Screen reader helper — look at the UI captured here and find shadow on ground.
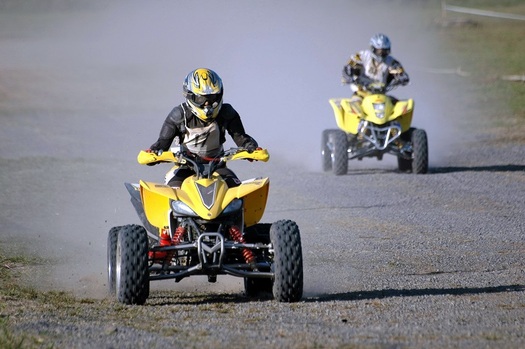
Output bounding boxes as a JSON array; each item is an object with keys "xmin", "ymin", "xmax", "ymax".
[
  {"xmin": 307, "ymin": 284, "xmax": 525, "ymax": 302},
  {"xmin": 431, "ymin": 164, "xmax": 525, "ymax": 173},
  {"xmin": 137, "ymin": 284, "xmax": 524, "ymax": 306}
]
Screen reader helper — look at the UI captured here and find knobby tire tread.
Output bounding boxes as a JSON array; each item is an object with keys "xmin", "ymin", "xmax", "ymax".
[
  {"xmin": 412, "ymin": 128, "xmax": 429, "ymax": 174},
  {"xmin": 330, "ymin": 130, "xmax": 348, "ymax": 176},
  {"xmin": 117, "ymin": 224, "xmax": 149, "ymax": 305},
  {"xmin": 321, "ymin": 129, "xmax": 337, "ymax": 172},
  {"xmin": 107, "ymin": 226, "xmax": 122, "ymax": 295},
  {"xmin": 270, "ymin": 220, "xmax": 303, "ymax": 302}
]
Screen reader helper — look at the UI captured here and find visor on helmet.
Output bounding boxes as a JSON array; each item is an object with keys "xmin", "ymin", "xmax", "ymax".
[
  {"xmin": 373, "ymin": 48, "xmax": 390, "ymax": 58},
  {"xmin": 191, "ymin": 93, "xmax": 222, "ymax": 108}
]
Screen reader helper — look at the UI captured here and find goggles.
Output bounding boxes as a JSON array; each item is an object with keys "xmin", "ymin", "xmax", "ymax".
[
  {"xmin": 373, "ymin": 48, "xmax": 390, "ymax": 58},
  {"xmin": 191, "ymin": 93, "xmax": 222, "ymax": 108}
]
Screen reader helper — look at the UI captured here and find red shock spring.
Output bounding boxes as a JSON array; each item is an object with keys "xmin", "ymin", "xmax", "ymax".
[
  {"xmin": 229, "ymin": 226, "xmax": 255, "ymax": 265},
  {"xmin": 164, "ymin": 226, "xmax": 186, "ymax": 262},
  {"xmin": 149, "ymin": 227, "xmax": 185, "ymax": 262},
  {"xmin": 172, "ymin": 226, "xmax": 185, "ymax": 245}
]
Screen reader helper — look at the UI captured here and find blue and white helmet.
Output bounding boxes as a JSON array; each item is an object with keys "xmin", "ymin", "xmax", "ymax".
[{"xmin": 369, "ymin": 33, "xmax": 391, "ymax": 63}]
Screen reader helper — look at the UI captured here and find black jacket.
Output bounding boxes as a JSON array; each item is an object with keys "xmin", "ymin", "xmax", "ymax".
[{"xmin": 150, "ymin": 102, "xmax": 258, "ymax": 152}]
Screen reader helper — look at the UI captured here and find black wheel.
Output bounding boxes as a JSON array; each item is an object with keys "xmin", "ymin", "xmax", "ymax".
[
  {"xmin": 116, "ymin": 224, "xmax": 149, "ymax": 305},
  {"xmin": 243, "ymin": 223, "xmax": 273, "ymax": 298},
  {"xmin": 411, "ymin": 128, "xmax": 428, "ymax": 174},
  {"xmin": 321, "ymin": 129, "xmax": 337, "ymax": 172},
  {"xmin": 397, "ymin": 156, "xmax": 412, "ymax": 172},
  {"xmin": 397, "ymin": 130, "xmax": 412, "ymax": 172},
  {"xmin": 244, "ymin": 278, "xmax": 273, "ymax": 297},
  {"xmin": 330, "ymin": 130, "xmax": 348, "ymax": 176},
  {"xmin": 270, "ymin": 220, "xmax": 303, "ymax": 302},
  {"xmin": 107, "ymin": 226, "xmax": 123, "ymax": 296}
]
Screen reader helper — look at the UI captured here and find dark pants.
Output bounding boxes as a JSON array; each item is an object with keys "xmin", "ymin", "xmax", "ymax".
[{"xmin": 167, "ymin": 166, "xmax": 241, "ymax": 188}]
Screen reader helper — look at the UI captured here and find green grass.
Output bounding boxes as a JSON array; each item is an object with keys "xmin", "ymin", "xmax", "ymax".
[
  {"xmin": 0, "ymin": 318, "xmax": 54, "ymax": 349},
  {"xmin": 439, "ymin": 0, "xmax": 525, "ymax": 135},
  {"xmin": 0, "ymin": 254, "xmax": 55, "ymax": 349}
]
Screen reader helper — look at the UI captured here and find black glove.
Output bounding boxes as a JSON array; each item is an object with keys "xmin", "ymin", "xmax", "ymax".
[
  {"xmin": 149, "ymin": 139, "xmax": 171, "ymax": 153},
  {"xmin": 356, "ymin": 76, "xmax": 373, "ymax": 88},
  {"xmin": 245, "ymin": 143, "xmax": 257, "ymax": 153},
  {"xmin": 341, "ymin": 76, "xmax": 352, "ymax": 85}
]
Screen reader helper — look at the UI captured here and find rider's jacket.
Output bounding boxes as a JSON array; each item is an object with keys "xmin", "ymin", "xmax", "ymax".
[
  {"xmin": 151, "ymin": 102, "xmax": 258, "ymax": 158},
  {"xmin": 342, "ymin": 50, "xmax": 409, "ymax": 89}
]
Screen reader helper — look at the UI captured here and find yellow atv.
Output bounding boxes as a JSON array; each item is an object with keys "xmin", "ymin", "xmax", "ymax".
[
  {"xmin": 107, "ymin": 147, "xmax": 303, "ymax": 304},
  {"xmin": 322, "ymin": 81, "xmax": 428, "ymax": 175}
]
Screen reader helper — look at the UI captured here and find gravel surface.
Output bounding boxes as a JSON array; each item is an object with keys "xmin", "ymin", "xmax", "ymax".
[
  {"xmin": 1, "ymin": 1, "xmax": 524, "ymax": 348},
  {"xmin": 2, "ymin": 142, "xmax": 524, "ymax": 349}
]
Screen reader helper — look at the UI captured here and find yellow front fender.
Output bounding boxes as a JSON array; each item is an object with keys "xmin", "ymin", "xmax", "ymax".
[
  {"xmin": 225, "ymin": 177, "xmax": 270, "ymax": 227},
  {"xmin": 139, "ymin": 180, "xmax": 178, "ymax": 229},
  {"xmin": 392, "ymin": 99, "xmax": 415, "ymax": 132},
  {"xmin": 329, "ymin": 98, "xmax": 361, "ymax": 135}
]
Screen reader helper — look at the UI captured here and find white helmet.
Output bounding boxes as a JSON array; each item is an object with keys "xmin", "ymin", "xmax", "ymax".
[{"xmin": 370, "ymin": 33, "xmax": 391, "ymax": 63}]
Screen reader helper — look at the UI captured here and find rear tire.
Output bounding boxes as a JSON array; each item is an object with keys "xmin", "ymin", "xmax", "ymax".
[
  {"xmin": 321, "ymin": 129, "xmax": 337, "ymax": 172},
  {"xmin": 397, "ymin": 156, "xmax": 412, "ymax": 172},
  {"xmin": 270, "ymin": 220, "xmax": 303, "ymax": 302},
  {"xmin": 116, "ymin": 224, "xmax": 149, "ymax": 305},
  {"xmin": 411, "ymin": 128, "xmax": 428, "ymax": 174},
  {"xmin": 107, "ymin": 226, "xmax": 123, "ymax": 296},
  {"xmin": 330, "ymin": 130, "xmax": 348, "ymax": 176},
  {"xmin": 243, "ymin": 223, "xmax": 273, "ymax": 298},
  {"xmin": 244, "ymin": 278, "xmax": 273, "ymax": 297}
]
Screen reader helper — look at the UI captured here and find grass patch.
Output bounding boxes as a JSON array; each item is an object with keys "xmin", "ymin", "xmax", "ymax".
[
  {"xmin": 0, "ymin": 317, "xmax": 54, "ymax": 349},
  {"xmin": 0, "ymin": 254, "xmax": 56, "ymax": 349},
  {"xmin": 438, "ymin": 0, "xmax": 525, "ymax": 141}
]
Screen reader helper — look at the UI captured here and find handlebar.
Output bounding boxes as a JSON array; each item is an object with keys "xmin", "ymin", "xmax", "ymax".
[
  {"xmin": 137, "ymin": 147, "xmax": 269, "ymax": 180},
  {"xmin": 137, "ymin": 147, "xmax": 269, "ymax": 166}
]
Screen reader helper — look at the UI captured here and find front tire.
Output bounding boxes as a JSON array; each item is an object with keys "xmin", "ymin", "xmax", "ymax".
[
  {"xmin": 411, "ymin": 128, "xmax": 428, "ymax": 174},
  {"xmin": 330, "ymin": 130, "xmax": 348, "ymax": 176},
  {"xmin": 116, "ymin": 224, "xmax": 149, "ymax": 305},
  {"xmin": 270, "ymin": 220, "xmax": 303, "ymax": 302}
]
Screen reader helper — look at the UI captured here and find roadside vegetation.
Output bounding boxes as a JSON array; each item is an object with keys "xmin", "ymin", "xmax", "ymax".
[
  {"xmin": 0, "ymin": 254, "xmax": 52, "ymax": 349},
  {"xmin": 437, "ymin": 0, "xmax": 525, "ymax": 142}
]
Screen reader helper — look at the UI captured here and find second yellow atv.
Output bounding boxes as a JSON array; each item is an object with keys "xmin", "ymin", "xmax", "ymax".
[{"xmin": 322, "ymin": 81, "xmax": 428, "ymax": 175}]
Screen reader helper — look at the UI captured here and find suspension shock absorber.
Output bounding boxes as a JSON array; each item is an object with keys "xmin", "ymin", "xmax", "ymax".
[
  {"xmin": 229, "ymin": 225, "xmax": 256, "ymax": 267},
  {"xmin": 149, "ymin": 228, "xmax": 171, "ymax": 261},
  {"xmin": 163, "ymin": 226, "xmax": 185, "ymax": 264},
  {"xmin": 149, "ymin": 227, "xmax": 186, "ymax": 263},
  {"xmin": 172, "ymin": 226, "xmax": 185, "ymax": 245}
]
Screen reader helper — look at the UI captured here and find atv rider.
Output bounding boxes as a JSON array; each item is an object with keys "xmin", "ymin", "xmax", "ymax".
[
  {"xmin": 342, "ymin": 33, "xmax": 409, "ymax": 103},
  {"xmin": 147, "ymin": 68, "xmax": 258, "ymax": 188}
]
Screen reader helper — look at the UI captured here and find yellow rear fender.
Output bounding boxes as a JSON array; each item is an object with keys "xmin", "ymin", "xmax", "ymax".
[{"xmin": 139, "ymin": 180, "xmax": 178, "ymax": 229}]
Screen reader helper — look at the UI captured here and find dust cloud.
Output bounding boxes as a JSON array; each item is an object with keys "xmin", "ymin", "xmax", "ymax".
[{"xmin": 0, "ymin": 0, "xmax": 463, "ymax": 297}]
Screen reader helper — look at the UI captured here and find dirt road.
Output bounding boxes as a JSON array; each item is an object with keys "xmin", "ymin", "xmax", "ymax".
[{"xmin": 1, "ymin": 1, "xmax": 524, "ymax": 348}]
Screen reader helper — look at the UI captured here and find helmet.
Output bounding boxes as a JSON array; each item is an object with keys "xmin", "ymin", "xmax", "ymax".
[
  {"xmin": 369, "ymin": 33, "xmax": 391, "ymax": 62},
  {"xmin": 183, "ymin": 68, "xmax": 223, "ymax": 122}
]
